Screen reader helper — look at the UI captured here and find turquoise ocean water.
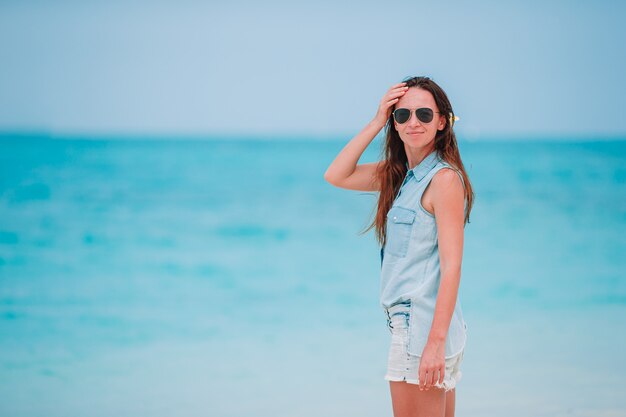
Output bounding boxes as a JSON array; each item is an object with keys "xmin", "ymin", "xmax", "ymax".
[{"xmin": 1, "ymin": 135, "xmax": 625, "ymax": 416}]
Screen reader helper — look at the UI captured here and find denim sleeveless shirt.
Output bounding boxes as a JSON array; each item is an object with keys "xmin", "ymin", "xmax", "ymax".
[{"xmin": 380, "ymin": 150, "xmax": 468, "ymax": 358}]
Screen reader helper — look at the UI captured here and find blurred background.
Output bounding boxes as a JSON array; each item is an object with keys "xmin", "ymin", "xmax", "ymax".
[{"xmin": 1, "ymin": 1, "xmax": 625, "ymax": 416}]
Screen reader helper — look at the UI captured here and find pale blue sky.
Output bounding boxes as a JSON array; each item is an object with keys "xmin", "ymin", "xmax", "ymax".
[{"xmin": 1, "ymin": 0, "xmax": 625, "ymax": 139}]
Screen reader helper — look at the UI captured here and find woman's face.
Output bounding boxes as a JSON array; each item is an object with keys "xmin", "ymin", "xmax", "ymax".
[{"xmin": 393, "ymin": 87, "xmax": 446, "ymax": 148}]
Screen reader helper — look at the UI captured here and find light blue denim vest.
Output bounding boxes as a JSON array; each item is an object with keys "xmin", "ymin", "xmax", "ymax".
[{"xmin": 380, "ymin": 150, "xmax": 468, "ymax": 358}]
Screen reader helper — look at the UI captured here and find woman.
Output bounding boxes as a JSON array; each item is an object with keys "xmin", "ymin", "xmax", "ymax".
[{"xmin": 324, "ymin": 76, "xmax": 474, "ymax": 417}]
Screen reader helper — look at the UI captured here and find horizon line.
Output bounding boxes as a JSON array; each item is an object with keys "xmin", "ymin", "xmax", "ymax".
[{"xmin": 0, "ymin": 130, "xmax": 625, "ymax": 143}]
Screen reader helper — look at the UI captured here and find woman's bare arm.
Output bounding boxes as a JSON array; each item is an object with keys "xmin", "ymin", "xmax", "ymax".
[
  {"xmin": 429, "ymin": 169, "xmax": 465, "ymax": 341},
  {"xmin": 417, "ymin": 168, "xmax": 466, "ymax": 390},
  {"xmin": 323, "ymin": 120, "xmax": 386, "ymax": 191},
  {"xmin": 323, "ymin": 82, "xmax": 409, "ymax": 192}
]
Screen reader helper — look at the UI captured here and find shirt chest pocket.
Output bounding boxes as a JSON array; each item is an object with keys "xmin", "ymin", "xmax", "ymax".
[{"xmin": 385, "ymin": 206, "xmax": 416, "ymax": 258}]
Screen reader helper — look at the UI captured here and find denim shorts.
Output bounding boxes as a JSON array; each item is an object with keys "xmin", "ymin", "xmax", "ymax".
[{"xmin": 384, "ymin": 301, "xmax": 463, "ymax": 391}]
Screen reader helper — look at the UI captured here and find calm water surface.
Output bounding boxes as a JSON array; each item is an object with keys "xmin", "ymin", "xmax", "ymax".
[{"xmin": 1, "ymin": 136, "xmax": 625, "ymax": 416}]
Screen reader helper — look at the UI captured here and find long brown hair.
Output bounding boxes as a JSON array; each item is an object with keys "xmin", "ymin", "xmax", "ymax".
[{"xmin": 363, "ymin": 76, "xmax": 474, "ymax": 248}]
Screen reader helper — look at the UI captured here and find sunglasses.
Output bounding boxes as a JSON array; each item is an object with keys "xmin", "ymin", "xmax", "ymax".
[{"xmin": 392, "ymin": 107, "xmax": 441, "ymax": 124}]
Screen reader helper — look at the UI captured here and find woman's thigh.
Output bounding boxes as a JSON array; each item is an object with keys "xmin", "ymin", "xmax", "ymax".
[
  {"xmin": 389, "ymin": 380, "xmax": 446, "ymax": 417},
  {"xmin": 445, "ymin": 388, "xmax": 455, "ymax": 417}
]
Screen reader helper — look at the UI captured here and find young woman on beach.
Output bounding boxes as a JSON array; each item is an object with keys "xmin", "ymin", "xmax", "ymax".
[{"xmin": 324, "ymin": 76, "xmax": 474, "ymax": 417}]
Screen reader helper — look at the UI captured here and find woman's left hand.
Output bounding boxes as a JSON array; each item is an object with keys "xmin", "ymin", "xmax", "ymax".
[{"xmin": 418, "ymin": 339, "xmax": 445, "ymax": 390}]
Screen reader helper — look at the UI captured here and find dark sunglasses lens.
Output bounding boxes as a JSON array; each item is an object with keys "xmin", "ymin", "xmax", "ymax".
[
  {"xmin": 416, "ymin": 108, "xmax": 434, "ymax": 123},
  {"xmin": 393, "ymin": 108, "xmax": 410, "ymax": 124}
]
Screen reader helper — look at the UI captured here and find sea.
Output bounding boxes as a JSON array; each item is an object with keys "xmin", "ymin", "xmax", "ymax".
[{"xmin": 1, "ymin": 134, "xmax": 625, "ymax": 417}]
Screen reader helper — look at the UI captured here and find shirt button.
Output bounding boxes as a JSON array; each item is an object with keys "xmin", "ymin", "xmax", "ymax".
[{"xmin": 393, "ymin": 216, "xmax": 397, "ymax": 220}]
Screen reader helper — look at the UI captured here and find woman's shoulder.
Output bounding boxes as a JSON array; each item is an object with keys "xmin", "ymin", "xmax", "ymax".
[{"xmin": 431, "ymin": 160, "xmax": 465, "ymax": 190}]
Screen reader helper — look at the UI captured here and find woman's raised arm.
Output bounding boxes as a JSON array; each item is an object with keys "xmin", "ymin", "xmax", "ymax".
[{"xmin": 323, "ymin": 82, "xmax": 408, "ymax": 192}]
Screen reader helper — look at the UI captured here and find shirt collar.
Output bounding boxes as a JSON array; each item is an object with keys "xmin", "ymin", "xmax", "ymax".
[{"xmin": 405, "ymin": 150, "xmax": 440, "ymax": 182}]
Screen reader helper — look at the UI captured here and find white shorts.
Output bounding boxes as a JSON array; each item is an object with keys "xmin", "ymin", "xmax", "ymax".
[{"xmin": 384, "ymin": 302, "xmax": 464, "ymax": 391}]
